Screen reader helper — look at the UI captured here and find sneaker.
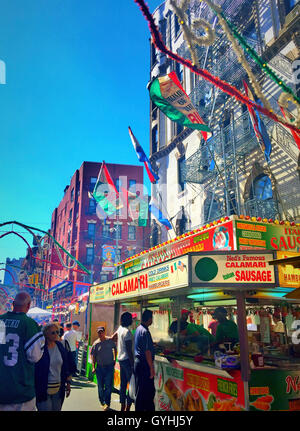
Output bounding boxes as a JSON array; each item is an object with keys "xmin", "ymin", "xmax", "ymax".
[{"xmin": 103, "ymin": 404, "xmax": 110, "ymax": 411}]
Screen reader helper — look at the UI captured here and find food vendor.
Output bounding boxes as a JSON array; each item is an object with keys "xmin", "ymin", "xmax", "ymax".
[
  {"xmin": 214, "ymin": 307, "xmax": 239, "ymax": 348},
  {"xmin": 168, "ymin": 309, "xmax": 190, "ymax": 336},
  {"xmin": 181, "ymin": 322, "xmax": 215, "ymax": 354}
]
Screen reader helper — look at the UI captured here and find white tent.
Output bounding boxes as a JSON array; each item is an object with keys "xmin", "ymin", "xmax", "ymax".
[{"xmin": 27, "ymin": 307, "xmax": 52, "ymax": 318}]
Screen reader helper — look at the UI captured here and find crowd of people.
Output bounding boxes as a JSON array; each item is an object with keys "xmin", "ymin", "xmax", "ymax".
[
  {"xmin": 0, "ymin": 292, "xmax": 83, "ymax": 411},
  {"xmin": 0, "ymin": 291, "xmax": 239, "ymax": 412},
  {"xmin": 0, "ymin": 292, "xmax": 156, "ymax": 412}
]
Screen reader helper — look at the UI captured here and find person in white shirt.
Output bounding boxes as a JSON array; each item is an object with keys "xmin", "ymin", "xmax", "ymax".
[
  {"xmin": 72, "ymin": 320, "xmax": 83, "ymax": 369},
  {"xmin": 111, "ymin": 312, "xmax": 134, "ymax": 411},
  {"xmin": 62, "ymin": 323, "xmax": 78, "ymax": 375}
]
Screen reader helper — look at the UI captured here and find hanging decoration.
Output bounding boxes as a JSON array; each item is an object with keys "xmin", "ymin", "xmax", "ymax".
[
  {"xmin": 170, "ymin": 0, "xmax": 215, "ymax": 67},
  {"xmin": 134, "ymin": 0, "xmax": 300, "ymax": 134},
  {"xmin": 204, "ymin": 0, "xmax": 300, "ymax": 128},
  {"xmin": 210, "ymin": 2, "xmax": 300, "ymax": 108},
  {"xmin": 149, "ymin": 71, "xmax": 212, "ymax": 139},
  {"xmin": 0, "ymin": 221, "xmax": 90, "ymax": 275}
]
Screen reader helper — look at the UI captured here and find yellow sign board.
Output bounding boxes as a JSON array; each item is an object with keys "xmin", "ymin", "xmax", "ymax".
[
  {"xmin": 90, "ymin": 256, "xmax": 189, "ymax": 303},
  {"xmin": 277, "ymin": 251, "xmax": 300, "ymax": 288}
]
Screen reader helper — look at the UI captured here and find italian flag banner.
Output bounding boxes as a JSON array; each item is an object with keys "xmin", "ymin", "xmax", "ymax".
[{"xmin": 149, "ymin": 71, "xmax": 212, "ymax": 140}]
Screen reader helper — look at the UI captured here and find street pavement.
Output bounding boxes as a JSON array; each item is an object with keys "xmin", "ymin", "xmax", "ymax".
[{"xmin": 62, "ymin": 375, "xmax": 135, "ymax": 412}]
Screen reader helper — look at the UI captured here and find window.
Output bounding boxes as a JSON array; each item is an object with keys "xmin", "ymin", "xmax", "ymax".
[
  {"xmin": 89, "ymin": 177, "xmax": 97, "ymax": 192},
  {"xmin": 178, "ymin": 155, "xmax": 186, "ymax": 192},
  {"xmin": 152, "ymin": 125, "xmax": 158, "ymax": 154},
  {"xmin": 151, "ymin": 42, "xmax": 157, "ymax": 68},
  {"xmin": 115, "ymin": 178, "xmax": 121, "ymax": 192},
  {"xmin": 68, "ymin": 209, "xmax": 73, "ymax": 224},
  {"xmin": 102, "ymin": 224, "xmax": 110, "ymax": 240},
  {"xmin": 67, "ymin": 231, "xmax": 71, "ymax": 246},
  {"xmin": 175, "ymin": 62, "xmax": 183, "ymax": 83},
  {"xmin": 88, "ymin": 198, "xmax": 96, "ymax": 214},
  {"xmin": 128, "ymin": 225, "xmax": 136, "ymax": 241},
  {"xmin": 70, "ymin": 188, "xmax": 74, "ymax": 202},
  {"xmin": 88, "ymin": 223, "xmax": 96, "ymax": 238},
  {"xmin": 127, "ymin": 248, "xmax": 135, "ymax": 258},
  {"xmin": 86, "ymin": 247, "xmax": 94, "ymax": 264},
  {"xmin": 174, "ymin": 14, "xmax": 180, "ymax": 38},
  {"xmin": 115, "ymin": 249, "xmax": 121, "ymax": 263},
  {"xmin": 113, "ymin": 225, "xmax": 122, "ymax": 240},
  {"xmin": 100, "ymin": 274, "xmax": 108, "ymax": 283},
  {"xmin": 129, "ymin": 179, "xmax": 136, "ymax": 193},
  {"xmin": 251, "ymin": 174, "xmax": 273, "ymax": 200}
]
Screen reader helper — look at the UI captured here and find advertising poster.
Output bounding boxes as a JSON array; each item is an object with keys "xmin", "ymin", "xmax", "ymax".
[
  {"xmin": 235, "ymin": 220, "xmax": 300, "ymax": 252},
  {"xmin": 102, "ymin": 245, "xmax": 116, "ymax": 272},
  {"xmin": 90, "ymin": 256, "xmax": 189, "ymax": 303},
  {"xmin": 249, "ymin": 369, "xmax": 300, "ymax": 411},
  {"xmin": 118, "ymin": 220, "xmax": 234, "ymax": 276},
  {"xmin": 191, "ymin": 253, "xmax": 275, "ymax": 286},
  {"xmin": 277, "ymin": 251, "xmax": 300, "ymax": 288},
  {"xmin": 155, "ymin": 360, "xmax": 245, "ymax": 411}
]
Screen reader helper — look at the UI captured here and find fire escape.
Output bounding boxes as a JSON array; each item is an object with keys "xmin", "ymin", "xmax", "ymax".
[{"xmin": 177, "ymin": 0, "xmax": 300, "ymax": 225}]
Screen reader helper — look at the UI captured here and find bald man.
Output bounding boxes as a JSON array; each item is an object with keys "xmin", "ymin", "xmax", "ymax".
[{"xmin": 0, "ymin": 292, "xmax": 45, "ymax": 411}]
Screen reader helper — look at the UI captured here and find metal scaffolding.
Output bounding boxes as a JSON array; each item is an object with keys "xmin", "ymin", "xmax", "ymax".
[{"xmin": 176, "ymin": 0, "xmax": 300, "ymax": 226}]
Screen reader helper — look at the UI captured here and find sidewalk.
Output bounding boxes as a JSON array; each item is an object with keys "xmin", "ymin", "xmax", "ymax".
[{"xmin": 62, "ymin": 376, "xmax": 135, "ymax": 412}]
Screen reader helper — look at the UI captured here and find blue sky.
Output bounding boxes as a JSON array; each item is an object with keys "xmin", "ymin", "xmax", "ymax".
[{"xmin": 0, "ymin": 0, "xmax": 163, "ymax": 278}]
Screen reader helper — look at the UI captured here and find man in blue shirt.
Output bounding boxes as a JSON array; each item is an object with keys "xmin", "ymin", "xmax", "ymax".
[{"xmin": 134, "ymin": 309, "xmax": 155, "ymax": 411}]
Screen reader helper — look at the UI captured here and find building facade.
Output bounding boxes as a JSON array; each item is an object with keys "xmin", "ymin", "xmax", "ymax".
[
  {"xmin": 149, "ymin": 0, "xmax": 300, "ymax": 245},
  {"xmin": 42, "ymin": 162, "xmax": 150, "ymax": 297}
]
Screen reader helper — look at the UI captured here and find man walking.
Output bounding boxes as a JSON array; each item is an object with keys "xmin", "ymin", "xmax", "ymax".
[
  {"xmin": 112, "ymin": 312, "xmax": 134, "ymax": 411},
  {"xmin": 72, "ymin": 320, "xmax": 83, "ymax": 371},
  {"xmin": 134, "ymin": 309, "xmax": 155, "ymax": 411},
  {"xmin": 63, "ymin": 322, "xmax": 78, "ymax": 375},
  {"xmin": 0, "ymin": 292, "xmax": 45, "ymax": 411},
  {"xmin": 91, "ymin": 326, "xmax": 117, "ymax": 411}
]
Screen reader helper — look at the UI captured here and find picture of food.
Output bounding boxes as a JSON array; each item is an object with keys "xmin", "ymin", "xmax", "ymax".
[
  {"xmin": 207, "ymin": 393, "xmax": 244, "ymax": 411},
  {"xmin": 184, "ymin": 389, "xmax": 206, "ymax": 411},
  {"xmin": 164, "ymin": 379, "xmax": 185, "ymax": 411},
  {"xmin": 250, "ymin": 395, "xmax": 274, "ymax": 411}
]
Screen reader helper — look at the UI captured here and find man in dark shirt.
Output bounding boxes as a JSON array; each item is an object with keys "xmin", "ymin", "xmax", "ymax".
[
  {"xmin": 91, "ymin": 326, "xmax": 117, "ymax": 411},
  {"xmin": 134, "ymin": 309, "xmax": 155, "ymax": 411},
  {"xmin": 168, "ymin": 309, "xmax": 190, "ymax": 336}
]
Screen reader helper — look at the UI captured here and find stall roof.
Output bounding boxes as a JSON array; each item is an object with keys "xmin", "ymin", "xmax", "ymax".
[{"xmin": 269, "ymin": 255, "xmax": 300, "ymax": 268}]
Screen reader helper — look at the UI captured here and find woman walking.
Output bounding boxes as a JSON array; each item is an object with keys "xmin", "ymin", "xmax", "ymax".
[{"xmin": 35, "ymin": 322, "xmax": 72, "ymax": 411}]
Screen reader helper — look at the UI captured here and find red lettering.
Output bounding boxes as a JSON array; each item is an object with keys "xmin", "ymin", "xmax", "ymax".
[
  {"xmin": 287, "ymin": 236, "xmax": 296, "ymax": 250},
  {"xmin": 134, "ymin": 278, "xmax": 138, "ymax": 291},
  {"xmin": 286, "ymin": 375, "xmax": 298, "ymax": 393},
  {"xmin": 140, "ymin": 274, "xmax": 148, "ymax": 290},
  {"xmin": 127, "ymin": 278, "xmax": 134, "ymax": 292},
  {"xmin": 112, "ymin": 283, "xmax": 116, "ymax": 296},
  {"xmin": 279, "ymin": 236, "xmax": 288, "ymax": 250},
  {"xmin": 270, "ymin": 237, "xmax": 278, "ymax": 250}
]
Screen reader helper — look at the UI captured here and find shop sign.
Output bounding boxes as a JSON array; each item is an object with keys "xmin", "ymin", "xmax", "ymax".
[
  {"xmin": 191, "ymin": 253, "xmax": 275, "ymax": 286},
  {"xmin": 235, "ymin": 220, "xmax": 300, "ymax": 252},
  {"xmin": 276, "ymin": 251, "xmax": 300, "ymax": 288},
  {"xmin": 102, "ymin": 245, "xmax": 116, "ymax": 272},
  {"xmin": 155, "ymin": 360, "xmax": 245, "ymax": 411},
  {"xmin": 90, "ymin": 256, "xmax": 189, "ymax": 303},
  {"xmin": 249, "ymin": 369, "xmax": 300, "ymax": 411},
  {"xmin": 52, "ymin": 282, "xmax": 73, "ymax": 301},
  {"xmin": 117, "ymin": 221, "xmax": 234, "ymax": 276}
]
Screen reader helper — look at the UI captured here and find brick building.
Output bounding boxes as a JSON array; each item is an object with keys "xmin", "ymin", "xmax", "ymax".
[{"xmin": 42, "ymin": 161, "xmax": 150, "ymax": 299}]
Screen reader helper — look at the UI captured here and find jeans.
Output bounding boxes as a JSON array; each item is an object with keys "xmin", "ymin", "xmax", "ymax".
[
  {"xmin": 95, "ymin": 363, "xmax": 114, "ymax": 406},
  {"xmin": 36, "ymin": 392, "xmax": 62, "ymax": 411},
  {"xmin": 71, "ymin": 350, "xmax": 77, "ymax": 374},
  {"xmin": 119, "ymin": 359, "xmax": 133, "ymax": 405},
  {"xmin": 134, "ymin": 358, "xmax": 155, "ymax": 411},
  {"xmin": 0, "ymin": 397, "xmax": 36, "ymax": 411}
]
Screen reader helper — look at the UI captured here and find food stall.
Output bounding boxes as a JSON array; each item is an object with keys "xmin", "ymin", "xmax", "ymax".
[{"xmin": 89, "ymin": 215, "xmax": 300, "ymax": 411}]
